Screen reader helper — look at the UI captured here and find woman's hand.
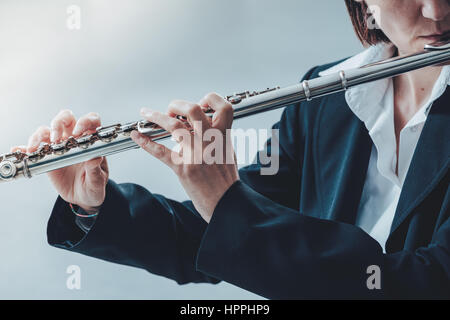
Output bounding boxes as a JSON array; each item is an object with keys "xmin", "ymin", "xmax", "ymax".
[
  {"xmin": 11, "ymin": 110, "xmax": 109, "ymax": 214},
  {"xmin": 130, "ymin": 93, "xmax": 239, "ymax": 223}
]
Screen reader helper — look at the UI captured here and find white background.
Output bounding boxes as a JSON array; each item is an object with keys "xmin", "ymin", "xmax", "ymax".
[{"xmin": 0, "ymin": 0, "xmax": 362, "ymax": 299}]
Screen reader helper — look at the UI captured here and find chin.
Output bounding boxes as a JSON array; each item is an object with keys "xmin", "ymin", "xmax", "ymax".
[{"xmin": 393, "ymin": 38, "xmax": 430, "ymax": 55}]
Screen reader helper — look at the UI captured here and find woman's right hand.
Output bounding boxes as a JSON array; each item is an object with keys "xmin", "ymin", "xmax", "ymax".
[{"xmin": 11, "ymin": 110, "xmax": 109, "ymax": 214}]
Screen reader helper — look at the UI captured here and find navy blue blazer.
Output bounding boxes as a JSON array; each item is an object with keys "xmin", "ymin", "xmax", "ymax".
[{"xmin": 47, "ymin": 62, "xmax": 450, "ymax": 299}]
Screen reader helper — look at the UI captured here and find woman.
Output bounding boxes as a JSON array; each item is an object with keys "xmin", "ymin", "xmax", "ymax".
[{"xmin": 16, "ymin": 0, "xmax": 450, "ymax": 298}]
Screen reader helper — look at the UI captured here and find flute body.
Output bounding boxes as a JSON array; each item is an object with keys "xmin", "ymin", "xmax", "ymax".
[{"xmin": 1, "ymin": 41, "xmax": 449, "ymax": 183}]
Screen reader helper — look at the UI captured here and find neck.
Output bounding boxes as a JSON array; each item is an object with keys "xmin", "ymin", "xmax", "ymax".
[
  {"xmin": 392, "ymin": 65, "xmax": 442, "ymax": 176},
  {"xmin": 394, "ymin": 65, "xmax": 442, "ymax": 108}
]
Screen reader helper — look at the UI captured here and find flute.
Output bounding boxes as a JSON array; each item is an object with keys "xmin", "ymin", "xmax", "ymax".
[{"xmin": 1, "ymin": 40, "xmax": 449, "ymax": 183}]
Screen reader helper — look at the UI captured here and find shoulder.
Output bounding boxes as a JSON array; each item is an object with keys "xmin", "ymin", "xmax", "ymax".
[
  {"xmin": 279, "ymin": 57, "xmax": 356, "ymax": 138},
  {"xmin": 301, "ymin": 57, "xmax": 350, "ymax": 82},
  {"xmin": 282, "ymin": 57, "xmax": 352, "ymax": 120},
  {"xmin": 282, "ymin": 57, "xmax": 351, "ymax": 121}
]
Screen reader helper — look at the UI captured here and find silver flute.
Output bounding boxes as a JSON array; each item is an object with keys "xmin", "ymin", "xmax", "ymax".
[{"xmin": 1, "ymin": 41, "xmax": 449, "ymax": 183}]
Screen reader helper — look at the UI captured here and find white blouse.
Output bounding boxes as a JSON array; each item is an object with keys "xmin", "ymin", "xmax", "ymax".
[{"xmin": 319, "ymin": 43, "xmax": 450, "ymax": 252}]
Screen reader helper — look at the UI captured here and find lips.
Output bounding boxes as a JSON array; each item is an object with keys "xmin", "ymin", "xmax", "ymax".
[{"xmin": 420, "ymin": 30, "xmax": 450, "ymax": 41}]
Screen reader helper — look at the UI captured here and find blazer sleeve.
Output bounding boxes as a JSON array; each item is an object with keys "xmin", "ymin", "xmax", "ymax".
[{"xmin": 196, "ymin": 180, "xmax": 450, "ymax": 299}]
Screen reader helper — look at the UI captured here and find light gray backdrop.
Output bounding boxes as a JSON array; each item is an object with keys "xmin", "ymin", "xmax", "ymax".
[{"xmin": 0, "ymin": 0, "xmax": 362, "ymax": 299}]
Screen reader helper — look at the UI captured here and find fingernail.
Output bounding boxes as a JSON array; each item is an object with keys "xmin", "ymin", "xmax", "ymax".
[
  {"xmin": 140, "ymin": 108, "xmax": 152, "ymax": 117},
  {"xmin": 89, "ymin": 114, "xmax": 100, "ymax": 121},
  {"xmin": 72, "ymin": 124, "xmax": 81, "ymax": 136},
  {"xmin": 50, "ymin": 131, "xmax": 56, "ymax": 142},
  {"xmin": 27, "ymin": 142, "xmax": 36, "ymax": 152}
]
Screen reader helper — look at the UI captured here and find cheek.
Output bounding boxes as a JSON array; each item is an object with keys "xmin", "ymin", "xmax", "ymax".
[{"xmin": 376, "ymin": 1, "xmax": 419, "ymax": 41}]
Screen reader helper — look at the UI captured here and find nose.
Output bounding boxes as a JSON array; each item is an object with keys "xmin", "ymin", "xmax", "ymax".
[{"xmin": 421, "ymin": 0, "xmax": 450, "ymax": 21}]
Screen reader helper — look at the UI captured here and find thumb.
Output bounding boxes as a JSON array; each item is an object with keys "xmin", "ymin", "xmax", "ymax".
[
  {"xmin": 84, "ymin": 157, "xmax": 107, "ymax": 185},
  {"xmin": 84, "ymin": 157, "xmax": 104, "ymax": 171}
]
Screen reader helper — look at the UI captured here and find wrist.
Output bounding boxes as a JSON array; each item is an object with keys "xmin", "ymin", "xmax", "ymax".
[
  {"xmin": 69, "ymin": 203, "xmax": 99, "ymax": 217},
  {"xmin": 205, "ymin": 177, "xmax": 240, "ymax": 223},
  {"xmin": 80, "ymin": 205, "xmax": 100, "ymax": 215}
]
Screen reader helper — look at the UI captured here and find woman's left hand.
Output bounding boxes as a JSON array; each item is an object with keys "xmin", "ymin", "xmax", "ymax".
[{"xmin": 130, "ymin": 93, "xmax": 239, "ymax": 223}]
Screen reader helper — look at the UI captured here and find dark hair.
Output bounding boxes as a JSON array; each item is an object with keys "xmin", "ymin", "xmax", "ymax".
[{"xmin": 345, "ymin": 0, "xmax": 390, "ymax": 45}]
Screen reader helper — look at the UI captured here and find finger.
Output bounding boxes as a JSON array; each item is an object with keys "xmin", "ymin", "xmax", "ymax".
[
  {"xmin": 140, "ymin": 108, "xmax": 189, "ymax": 141},
  {"xmin": 50, "ymin": 109, "xmax": 77, "ymax": 143},
  {"xmin": 27, "ymin": 126, "xmax": 51, "ymax": 153},
  {"xmin": 73, "ymin": 112, "xmax": 101, "ymax": 136},
  {"xmin": 198, "ymin": 93, "xmax": 233, "ymax": 132},
  {"xmin": 130, "ymin": 130, "xmax": 177, "ymax": 169},
  {"xmin": 167, "ymin": 100, "xmax": 211, "ymax": 134},
  {"xmin": 10, "ymin": 145, "xmax": 28, "ymax": 153}
]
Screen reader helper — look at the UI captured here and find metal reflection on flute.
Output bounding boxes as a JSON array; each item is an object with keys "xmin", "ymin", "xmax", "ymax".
[{"xmin": 1, "ymin": 40, "xmax": 449, "ymax": 183}]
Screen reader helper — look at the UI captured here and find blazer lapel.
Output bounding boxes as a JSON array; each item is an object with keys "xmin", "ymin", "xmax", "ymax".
[
  {"xmin": 315, "ymin": 93, "xmax": 373, "ymax": 225},
  {"xmin": 389, "ymin": 88, "xmax": 450, "ymax": 235}
]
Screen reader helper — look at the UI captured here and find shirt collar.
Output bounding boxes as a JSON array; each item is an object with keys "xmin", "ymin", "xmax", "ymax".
[{"xmin": 318, "ymin": 43, "xmax": 450, "ymax": 128}]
